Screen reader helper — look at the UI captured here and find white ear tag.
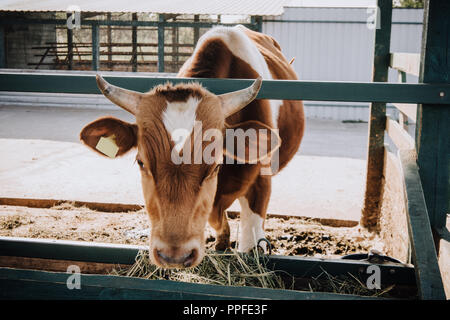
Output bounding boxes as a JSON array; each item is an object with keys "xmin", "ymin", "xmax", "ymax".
[{"xmin": 95, "ymin": 135, "xmax": 119, "ymax": 158}]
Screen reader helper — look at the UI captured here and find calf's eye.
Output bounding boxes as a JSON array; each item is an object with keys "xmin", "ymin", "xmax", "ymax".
[{"xmin": 137, "ymin": 159, "xmax": 144, "ymax": 169}]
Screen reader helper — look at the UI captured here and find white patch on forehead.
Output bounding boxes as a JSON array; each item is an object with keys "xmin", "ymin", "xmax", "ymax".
[
  {"xmin": 195, "ymin": 25, "xmax": 281, "ymax": 128},
  {"xmin": 162, "ymin": 96, "xmax": 200, "ymax": 152}
]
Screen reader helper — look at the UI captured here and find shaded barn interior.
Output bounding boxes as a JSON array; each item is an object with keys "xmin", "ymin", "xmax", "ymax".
[{"xmin": 0, "ymin": 1, "xmax": 270, "ymax": 72}]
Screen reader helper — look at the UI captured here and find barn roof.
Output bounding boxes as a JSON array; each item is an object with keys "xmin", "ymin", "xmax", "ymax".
[
  {"xmin": 286, "ymin": 0, "xmax": 377, "ymax": 8},
  {"xmin": 0, "ymin": 0, "xmax": 286, "ymax": 16}
]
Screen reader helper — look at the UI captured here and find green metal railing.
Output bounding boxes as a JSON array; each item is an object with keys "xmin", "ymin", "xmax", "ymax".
[
  {"xmin": 387, "ymin": 51, "xmax": 445, "ymax": 299},
  {"xmin": 0, "ymin": 72, "xmax": 448, "ymax": 104}
]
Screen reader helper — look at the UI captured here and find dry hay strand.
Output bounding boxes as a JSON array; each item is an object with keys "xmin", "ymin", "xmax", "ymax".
[
  {"xmin": 110, "ymin": 248, "xmax": 288, "ymax": 290},
  {"xmin": 307, "ymin": 267, "xmax": 395, "ymax": 298}
]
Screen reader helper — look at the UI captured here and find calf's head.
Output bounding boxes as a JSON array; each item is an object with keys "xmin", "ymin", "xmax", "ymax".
[{"xmin": 80, "ymin": 75, "xmax": 279, "ymax": 268}]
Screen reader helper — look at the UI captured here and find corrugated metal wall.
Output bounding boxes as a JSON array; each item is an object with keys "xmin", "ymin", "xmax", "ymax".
[{"xmin": 263, "ymin": 8, "xmax": 423, "ymax": 120}]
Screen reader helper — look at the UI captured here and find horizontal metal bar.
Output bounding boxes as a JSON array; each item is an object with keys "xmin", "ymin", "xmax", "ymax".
[
  {"xmin": 266, "ymin": 255, "xmax": 415, "ymax": 286},
  {"xmin": 0, "ymin": 72, "xmax": 449, "ymax": 104},
  {"xmin": 0, "ymin": 267, "xmax": 379, "ymax": 300},
  {"xmin": 34, "ymin": 52, "xmax": 192, "ymax": 56},
  {"xmin": 0, "ymin": 237, "xmax": 142, "ymax": 265},
  {"xmin": 0, "ymin": 18, "xmax": 254, "ymax": 29},
  {"xmin": 0, "ymin": 18, "xmax": 421, "ymax": 27},
  {"xmin": 32, "ymin": 43, "xmax": 194, "ymax": 48},
  {"xmin": 0, "ymin": 236, "xmax": 416, "ymax": 287},
  {"xmin": 26, "ymin": 61, "xmax": 184, "ymax": 66},
  {"xmin": 262, "ymin": 19, "xmax": 422, "ymax": 25}
]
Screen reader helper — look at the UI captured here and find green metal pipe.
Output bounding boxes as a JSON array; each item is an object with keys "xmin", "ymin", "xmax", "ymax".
[
  {"xmin": 158, "ymin": 15, "xmax": 165, "ymax": 73},
  {"xmin": 0, "ymin": 18, "xmax": 254, "ymax": 29},
  {"xmin": 0, "ymin": 25, "xmax": 5, "ymax": 68},
  {"xmin": 0, "ymin": 237, "xmax": 416, "ymax": 287},
  {"xmin": 262, "ymin": 19, "xmax": 422, "ymax": 25},
  {"xmin": 0, "ymin": 72, "xmax": 449, "ymax": 104},
  {"xmin": 131, "ymin": 13, "xmax": 138, "ymax": 72},
  {"xmin": 91, "ymin": 24, "xmax": 100, "ymax": 71},
  {"xmin": 416, "ymin": 0, "xmax": 450, "ymax": 229},
  {"xmin": 66, "ymin": 13, "xmax": 73, "ymax": 70}
]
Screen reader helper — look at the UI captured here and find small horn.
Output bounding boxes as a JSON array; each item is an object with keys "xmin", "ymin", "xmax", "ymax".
[
  {"xmin": 219, "ymin": 77, "xmax": 262, "ymax": 117},
  {"xmin": 96, "ymin": 75, "xmax": 142, "ymax": 115}
]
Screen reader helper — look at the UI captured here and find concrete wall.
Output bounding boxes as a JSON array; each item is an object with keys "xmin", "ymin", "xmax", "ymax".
[{"xmin": 2, "ymin": 12, "xmax": 57, "ymax": 69}]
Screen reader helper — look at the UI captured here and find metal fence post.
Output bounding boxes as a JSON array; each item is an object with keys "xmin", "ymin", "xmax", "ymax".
[
  {"xmin": 0, "ymin": 25, "xmax": 5, "ymax": 68},
  {"xmin": 131, "ymin": 13, "xmax": 138, "ymax": 72},
  {"xmin": 91, "ymin": 24, "xmax": 99, "ymax": 71},
  {"xmin": 158, "ymin": 14, "xmax": 165, "ymax": 73},
  {"xmin": 66, "ymin": 13, "xmax": 73, "ymax": 70},
  {"xmin": 251, "ymin": 16, "xmax": 262, "ymax": 32},
  {"xmin": 416, "ymin": 0, "xmax": 450, "ymax": 229},
  {"xmin": 361, "ymin": 0, "xmax": 392, "ymax": 230}
]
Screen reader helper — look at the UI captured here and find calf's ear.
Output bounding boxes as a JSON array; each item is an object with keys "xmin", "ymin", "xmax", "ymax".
[
  {"xmin": 80, "ymin": 117, "xmax": 138, "ymax": 158},
  {"xmin": 223, "ymin": 120, "xmax": 281, "ymax": 164}
]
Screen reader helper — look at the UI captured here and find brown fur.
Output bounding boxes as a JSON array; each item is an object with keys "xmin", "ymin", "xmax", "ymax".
[
  {"xmin": 178, "ymin": 26, "xmax": 305, "ymax": 250},
  {"xmin": 80, "ymin": 26, "xmax": 304, "ymax": 266}
]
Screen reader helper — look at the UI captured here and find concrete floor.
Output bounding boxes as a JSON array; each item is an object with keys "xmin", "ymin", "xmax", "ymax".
[
  {"xmin": 0, "ymin": 106, "xmax": 369, "ymax": 159},
  {"xmin": 0, "ymin": 106, "xmax": 369, "ymax": 222}
]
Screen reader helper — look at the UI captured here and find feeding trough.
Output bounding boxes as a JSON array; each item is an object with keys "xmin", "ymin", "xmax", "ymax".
[{"xmin": 0, "ymin": 236, "xmax": 417, "ymax": 299}]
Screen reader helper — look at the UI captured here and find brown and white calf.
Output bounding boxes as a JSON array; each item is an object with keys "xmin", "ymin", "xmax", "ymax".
[{"xmin": 80, "ymin": 25, "xmax": 305, "ymax": 268}]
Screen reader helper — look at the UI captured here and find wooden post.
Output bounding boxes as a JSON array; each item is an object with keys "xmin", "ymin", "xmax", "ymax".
[
  {"xmin": 131, "ymin": 13, "xmax": 138, "ymax": 72},
  {"xmin": 361, "ymin": 0, "xmax": 392, "ymax": 230},
  {"xmin": 66, "ymin": 13, "xmax": 73, "ymax": 70},
  {"xmin": 157, "ymin": 14, "xmax": 165, "ymax": 73},
  {"xmin": 416, "ymin": 0, "xmax": 450, "ymax": 229},
  {"xmin": 91, "ymin": 24, "xmax": 99, "ymax": 71}
]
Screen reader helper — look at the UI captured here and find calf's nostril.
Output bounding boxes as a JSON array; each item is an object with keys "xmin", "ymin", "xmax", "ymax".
[
  {"xmin": 182, "ymin": 249, "xmax": 197, "ymax": 267},
  {"xmin": 156, "ymin": 249, "xmax": 172, "ymax": 264},
  {"xmin": 155, "ymin": 248, "xmax": 198, "ymax": 267}
]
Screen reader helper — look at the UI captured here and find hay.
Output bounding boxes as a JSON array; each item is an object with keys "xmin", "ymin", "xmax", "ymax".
[
  {"xmin": 110, "ymin": 248, "xmax": 287, "ymax": 290},
  {"xmin": 306, "ymin": 267, "xmax": 395, "ymax": 297},
  {"xmin": 110, "ymin": 251, "xmax": 398, "ymax": 297}
]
